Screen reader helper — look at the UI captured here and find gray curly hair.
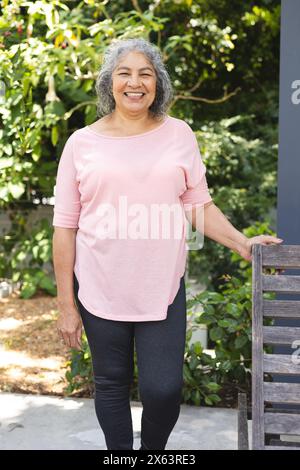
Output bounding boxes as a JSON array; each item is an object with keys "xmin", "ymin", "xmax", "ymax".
[{"xmin": 95, "ymin": 37, "xmax": 174, "ymax": 119}]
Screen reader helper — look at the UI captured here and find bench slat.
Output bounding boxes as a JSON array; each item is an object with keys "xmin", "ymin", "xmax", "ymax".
[
  {"xmin": 266, "ymin": 408, "xmax": 300, "ymax": 415},
  {"xmin": 263, "ymin": 300, "xmax": 300, "ymax": 318},
  {"xmin": 264, "ymin": 382, "xmax": 300, "ymax": 404},
  {"xmin": 262, "ymin": 274, "xmax": 300, "ymax": 294},
  {"xmin": 263, "ymin": 326, "xmax": 300, "ymax": 345},
  {"xmin": 264, "ymin": 354, "xmax": 300, "ymax": 375},
  {"xmin": 262, "ymin": 245, "xmax": 300, "ymax": 268},
  {"xmin": 265, "ymin": 412, "xmax": 300, "ymax": 434},
  {"xmin": 265, "ymin": 445, "xmax": 300, "ymax": 450},
  {"xmin": 252, "ymin": 243, "xmax": 265, "ymax": 449}
]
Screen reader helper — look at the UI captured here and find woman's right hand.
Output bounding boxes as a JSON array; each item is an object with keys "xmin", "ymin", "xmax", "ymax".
[{"xmin": 56, "ymin": 303, "xmax": 83, "ymax": 350}]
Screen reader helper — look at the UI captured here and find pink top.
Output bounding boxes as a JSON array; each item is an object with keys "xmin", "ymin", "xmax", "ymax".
[{"xmin": 52, "ymin": 115, "xmax": 212, "ymax": 321}]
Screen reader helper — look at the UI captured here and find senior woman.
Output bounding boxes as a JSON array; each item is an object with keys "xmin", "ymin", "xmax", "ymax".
[{"xmin": 52, "ymin": 37, "xmax": 282, "ymax": 451}]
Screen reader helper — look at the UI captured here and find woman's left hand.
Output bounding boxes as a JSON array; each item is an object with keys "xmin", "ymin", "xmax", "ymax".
[{"xmin": 238, "ymin": 235, "xmax": 283, "ymax": 262}]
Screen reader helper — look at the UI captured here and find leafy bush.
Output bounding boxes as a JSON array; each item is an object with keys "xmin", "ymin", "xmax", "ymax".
[
  {"xmin": 0, "ymin": 217, "xmax": 56, "ymax": 297},
  {"xmin": 188, "ymin": 221, "xmax": 277, "ymax": 402},
  {"xmin": 189, "ymin": 115, "xmax": 278, "ymax": 289},
  {"xmin": 64, "ymin": 330, "xmax": 93, "ymax": 395},
  {"xmin": 182, "ymin": 335, "xmax": 221, "ymax": 406}
]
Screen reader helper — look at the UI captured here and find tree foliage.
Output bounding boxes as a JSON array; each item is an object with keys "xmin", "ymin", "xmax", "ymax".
[{"xmin": 0, "ymin": 0, "xmax": 280, "ymax": 294}]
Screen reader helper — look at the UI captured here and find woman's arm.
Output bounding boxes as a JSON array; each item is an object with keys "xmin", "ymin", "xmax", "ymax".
[
  {"xmin": 53, "ymin": 227, "xmax": 77, "ymax": 306},
  {"xmin": 52, "ymin": 227, "xmax": 82, "ymax": 350},
  {"xmin": 185, "ymin": 201, "xmax": 283, "ymax": 261}
]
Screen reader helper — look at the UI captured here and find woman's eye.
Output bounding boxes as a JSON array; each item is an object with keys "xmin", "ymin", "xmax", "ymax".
[{"xmin": 119, "ymin": 73, "xmax": 151, "ymax": 76}]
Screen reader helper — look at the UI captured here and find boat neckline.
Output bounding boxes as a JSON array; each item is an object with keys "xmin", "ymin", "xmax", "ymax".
[{"xmin": 85, "ymin": 115, "xmax": 170, "ymax": 139}]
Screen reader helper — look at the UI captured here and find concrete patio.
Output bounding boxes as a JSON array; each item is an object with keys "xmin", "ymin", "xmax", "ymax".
[{"xmin": 0, "ymin": 392, "xmax": 245, "ymax": 450}]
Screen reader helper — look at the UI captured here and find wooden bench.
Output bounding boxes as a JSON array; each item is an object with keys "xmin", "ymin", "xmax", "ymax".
[{"xmin": 238, "ymin": 244, "xmax": 300, "ymax": 450}]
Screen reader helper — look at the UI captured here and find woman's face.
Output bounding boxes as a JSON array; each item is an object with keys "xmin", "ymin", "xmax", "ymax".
[{"xmin": 111, "ymin": 51, "xmax": 157, "ymax": 116}]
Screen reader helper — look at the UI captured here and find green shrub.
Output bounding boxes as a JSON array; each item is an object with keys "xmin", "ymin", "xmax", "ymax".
[
  {"xmin": 182, "ymin": 334, "xmax": 221, "ymax": 406},
  {"xmin": 64, "ymin": 330, "xmax": 93, "ymax": 395},
  {"xmin": 0, "ymin": 217, "xmax": 56, "ymax": 297},
  {"xmin": 189, "ymin": 221, "xmax": 276, "ymax": 402}
]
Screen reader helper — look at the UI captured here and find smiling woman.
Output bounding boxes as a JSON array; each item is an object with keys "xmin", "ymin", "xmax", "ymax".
[
  {"xmin": 52, "ymin": 37, "xmax": 282, "ymax": 451},
  {"xmin": 53, "ymin": 38, "xmax": 198, "ymax": 451},
  {"xmin": 91, "ymin": 38, "xmax": 173, "ymax": 137}
]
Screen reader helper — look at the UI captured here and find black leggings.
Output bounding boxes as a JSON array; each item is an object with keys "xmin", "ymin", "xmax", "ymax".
[{"xmin": 73, "ymin": 272, "xmax": 187, "ymax": 450}]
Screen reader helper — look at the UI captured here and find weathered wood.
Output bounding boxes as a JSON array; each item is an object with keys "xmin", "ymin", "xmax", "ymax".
[
  {"xmin": 262, "ymin": 245, "xmax": 300, "ymax": 268},
  {"xmin": 265, "ymin": 412, "xmax": 300, "ymax": 434},
  {"xmin": 264, "ymin": 382, "xmax": 300, "ymax": 404},
  {"xmin": 263, "ymin": 326, "xmax": 300, "ymax": 345},
  {"xmin": 268, "ymin": 439, "xmax": 300, "ymax": 448},
  {"xmin": 263, "ymin": 299, "xmax": 300, "ymax": 318},
  {"xmin": 251, "ymin": 245, "xmax": 300, "ymax": 450},
  {"xmin": 265, "ymin": 408, "xmax": 300, "ymax": 414},
  {"xmin": 265, "ymin": 445, "xmax": 300, "ymax": 450},
  {"xmin": 264, "ymin": 354, "xmax": 300, "ymax": 375},
  {"xmin": 238, "ymin": 393, "xmax": 249, "ymax": 450},
  {"xmin": 252, "ymin": 244, "xmax": 265, "ymax": 449},
  {"xmin": 262, "ymin": 274, "xmax": 300, "ymax": 294}
]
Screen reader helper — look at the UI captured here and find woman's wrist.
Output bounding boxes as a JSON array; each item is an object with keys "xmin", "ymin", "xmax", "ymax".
[
  {"xmin": 57, "ymin": 297, "xmax": 76, "ymax": 309},
  {"xmin": 232, "ymin": 232, "xmax": 249, "ymax": 256}
]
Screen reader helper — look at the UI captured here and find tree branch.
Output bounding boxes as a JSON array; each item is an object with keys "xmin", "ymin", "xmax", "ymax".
[{"xmin": 172, "ymin": 86, "xmax": 241, "ymax": 105}]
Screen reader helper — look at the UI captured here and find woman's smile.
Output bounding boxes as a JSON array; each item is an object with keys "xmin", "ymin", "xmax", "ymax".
[{"xmin": 123, "ymin": 92, "xmax": 146, "ymax": 101}]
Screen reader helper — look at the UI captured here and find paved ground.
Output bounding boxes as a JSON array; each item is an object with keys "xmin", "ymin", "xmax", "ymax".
[{"xmin": 0, "ymin": 392, "xmax": 245, "ymax": 450}]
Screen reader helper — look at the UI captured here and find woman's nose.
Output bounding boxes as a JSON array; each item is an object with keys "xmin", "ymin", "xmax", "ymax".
[{"xmin": 127, "ymin": 75, "xmax": 142, "ymax": 86}]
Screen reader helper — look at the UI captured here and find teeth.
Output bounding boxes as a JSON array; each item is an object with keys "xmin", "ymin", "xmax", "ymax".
[{"xmin": 125, "ymin": 92, "xmax": 144, "ymax": 96}]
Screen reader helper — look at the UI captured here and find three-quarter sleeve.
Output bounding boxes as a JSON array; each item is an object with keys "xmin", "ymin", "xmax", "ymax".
[
  {"xmin": 52, "ymin": 134, "xmax": 81, "ymax": 228},
  {"xmin": 179, "ymin": 124, "xmax": 212, "ymax": 208}
]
